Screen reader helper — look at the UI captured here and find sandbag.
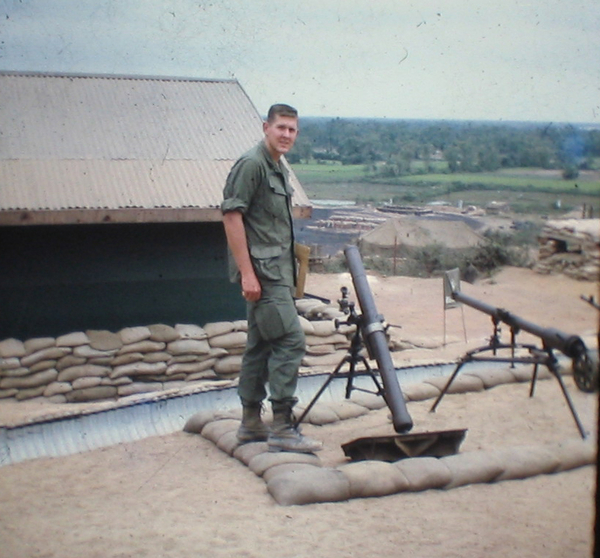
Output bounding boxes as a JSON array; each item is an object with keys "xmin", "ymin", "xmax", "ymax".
[
  {"xmin": 119, "ymin": 326, "xmax": 151, "ymax": 345},
  {"xmin": 441, "ymin": 449, "xmax": 504, "ymax": 489},
  {"xmin": 86, "ymin": 330, "xmax": 123, "ymax": 351},
  {"xmin": 148, "ymin": 323, "xmax": 180, "ymax": 343},
  {"xmin": 216, "ymin": 430, "xmax": 240, "ymax": 456},
  {"xmin": 175, "ymin": 323, "xmax": 208, "ymax": 340},
  {"xmin": 167, "ymin": 339, "xmax": 210, "ymax": 356},
  {"xmin": 202, "ymin": 321, "xmax": 235, "ymax": 338},
  {"xmin": 233, "ymin": 441, "xmax": 269, "ymax": 466},
  {"xmin": 208, "ymin": 331, "xmax": 247, "ymax": 349},
  {"xmin": 395, "ymin": 456, "xmax": 453, "ymax": 491},
  {"xmin": 21, "ymin": 347, "xmax": 70, "ymax": 368},
  {"xmin": 310, "ymin": 321, "xmax": 337, "ymax": 337},
  {"xmin": 339, "ymin": 460, "xmax": 410, "ymax": 498},
  {"xmin": 349, "ymin": 391, "xmax": 388, "ymax": 411},
  {"xmin": 0, "ymin": 338, "xmax": 26, "ymax": 358},
  {"xmin": 0, "ymin": 368, "xmax": 57, "ymax": 389},
  {"xmin": 267, "ymin": 467, "xmax": 351, "ymax": 506},
  {"xmin": 56, "ymin": 331, "xmax": 89, "ymax": 347},
  {"xmin": 248, "ymin": 451, "xmax": 321, "ymax": 477},
  {"xmin": 329, "ymin": 400, "xmax": 370, "ymax": 421},
  {"xmin": 297, "ymin": 316, "xmax": 315, "ymax": 335},
  {"xmin": 57, "ymin": 364, "xmax": 110, "ymax": 383},
  {"xmin": 492, "ymin": 444, "xmax": 561, "ymax": 481},
  {"xmin": 24, "ymin": 337, "xmax": 57, "ymax": 354},
  {"xmin": 549, "ymin": 438, "xmax": 598, "ymax": 472},
  {"xmin": 302, "ymin": 351, "xmax": 348, "ymax": 368},
  {"xmin": 423, "ymin": 374, "xmax": 485, "ymax": 394},
  {"xmin": 296, "ymin": 403, "xmax": 340, "ymax": 425},
  {"xmin": 463, "ymin": 368, "xmax": 517, "ymax": 389},
  {"xmin": 200, "ymin": 418, "xmax": 239, "ymax": 444},
  {"xmin": 72, "ymin": 376, "xmax": 103, "ymax": 390},
  {"xmin": 65, "ymin": 385, "xmax": 117, "ymax": 402},
  {"xmin": 402, "ymin": 382, "xmax": 441, "ymax": 402},
  {"xmin": 214, "ymin": 355, "xmax": 242, "ymax": 377},
  {"xmin": 43, "ymin": 381, "xmax": 73, "ymax": 397},
  {"xmin": 263, "ymin": 462, "xmax": 321, "ymax": 484}
]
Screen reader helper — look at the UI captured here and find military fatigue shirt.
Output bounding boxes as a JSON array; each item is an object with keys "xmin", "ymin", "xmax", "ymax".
[{"xmin": 221, "ymin": 141, "xmax": 296, "ymax": 288}]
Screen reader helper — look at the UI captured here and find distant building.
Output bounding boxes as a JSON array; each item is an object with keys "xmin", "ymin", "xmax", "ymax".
[
  {"xmin": 0, "ymin": 72, "xmax": 311, "ymax": 339},
  {"xmin": 535, "ymin": 218, "xmax": 600, "ymax": 281}
]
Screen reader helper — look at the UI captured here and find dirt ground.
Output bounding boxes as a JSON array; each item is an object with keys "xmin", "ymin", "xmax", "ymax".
[{"xmin": 0, "ymin": 266, "xmax": 598, "ymax": 558}]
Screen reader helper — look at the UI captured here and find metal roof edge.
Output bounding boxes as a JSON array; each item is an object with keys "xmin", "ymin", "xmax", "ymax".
[
  {"xmin": 0, "ymin": 207, "xmax": 224, "ymax": 226},
  {"xmin": 0, "ymin": 70, "xmax": 240, "ymax": 85},
  {"xmin": 0, "ymin": 205, "xmax": 312, "ymax": 226}
]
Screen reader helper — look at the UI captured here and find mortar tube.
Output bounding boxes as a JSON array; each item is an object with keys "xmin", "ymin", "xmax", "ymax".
[{"xmin": 344, "ymin": 245, "xmax": 413, "ymax": 433}]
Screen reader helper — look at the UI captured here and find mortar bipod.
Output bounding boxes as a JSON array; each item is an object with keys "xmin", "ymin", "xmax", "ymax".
[
  {"xmin": 293, "ymin": 284, "xmax": 467, "ymax": 461},
  {"xmin": 295, "ymin": 247, "xmax": 468, "ymax": 462},
  {"xmin": 293, "ymin": 287, "xmax": 387, "ymax": 428}
]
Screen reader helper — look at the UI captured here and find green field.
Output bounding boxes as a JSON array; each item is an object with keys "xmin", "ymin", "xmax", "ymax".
[
  {"xmin": 290, "ymin": 163, "xmax": 367, "ymax": 183},
  {"xmin": 400, "ymin": 171, "xmax": 600, "ymax": 194},
  {"xmin": 292, "ymin": 163, "xmax": 600, "ymax": 214}
]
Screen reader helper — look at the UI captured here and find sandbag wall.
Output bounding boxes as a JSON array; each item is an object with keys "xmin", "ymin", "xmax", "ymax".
[
  {"xmin": 0, "ymin": 299, "xmax": 353, "ymax": 404},
  {"xmin": 535, "ymin": 218, "xmax": 600, "ymax": 281}
]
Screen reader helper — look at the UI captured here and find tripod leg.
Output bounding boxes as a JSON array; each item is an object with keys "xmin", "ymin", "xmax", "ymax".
[
  {"xmin": 430, "ymin": 360, "xmax": 466, "ymax": 412},
  {"xmin": 345, "ymin": 356, "xmax": 357, "ymax": 399},
  {"xmin": 549, "ymin": 363, "xmax": 587, "ymax": 439},
  {"xmin": 358, "ymin": 356, "xmax": 385, "ymax": 397},
  {"xmin": 294, "ymin": 357, "xmax": 349, "ymax": 427},
  {"xmin": 529, "ymin": 362, "xmax": 539, "ymax": 397},
  {"xmin": 343, "ymin": 355, "xmax": 386, "ymax": 400},
  {"xmin": 510, "ymin": 329, "xmax": 516, "ymax": 369}
]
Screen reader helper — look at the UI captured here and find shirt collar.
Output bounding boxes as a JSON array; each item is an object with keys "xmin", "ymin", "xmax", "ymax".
[{"xmin": 260, "ymin": 140, "xmax": 284, "ymax": 173}]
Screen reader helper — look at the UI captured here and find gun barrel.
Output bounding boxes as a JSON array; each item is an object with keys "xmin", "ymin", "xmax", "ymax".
[
  {"xmin": 452, "ymin": 290, "xmax": 587, "ymax": 360},
  {"xmin": 344, "ymin": 245, "xmax": 413, "ymax": 433}
]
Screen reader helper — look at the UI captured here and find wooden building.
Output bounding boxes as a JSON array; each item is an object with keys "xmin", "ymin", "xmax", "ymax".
[{"xmin": 0, "ymin": 72, "xmax": 311, "ymax": 340}]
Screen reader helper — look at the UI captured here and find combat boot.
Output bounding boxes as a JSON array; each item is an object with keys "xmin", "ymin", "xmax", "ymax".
[
  {"xmin": 236, "ymin": 403, "xmax": 269, "ymax": 444},
  {"xmin": 268, "ymin": 405, "xmax": 323, "ymax": 454}
]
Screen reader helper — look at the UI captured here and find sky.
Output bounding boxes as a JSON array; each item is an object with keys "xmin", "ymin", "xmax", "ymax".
[{"xmin": 1, "ymin": 0, "xmax": 599, "ymax": 123}]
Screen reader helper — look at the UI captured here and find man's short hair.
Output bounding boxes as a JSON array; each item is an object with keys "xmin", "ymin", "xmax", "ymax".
[{"xmin": 267, "ymin": 104, "xmax": 298, "ymax": 122}]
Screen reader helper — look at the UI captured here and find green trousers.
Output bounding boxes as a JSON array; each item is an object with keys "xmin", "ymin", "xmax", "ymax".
[{"xmin": 238, "ymin": 283, "xmax": 305, "ymax": 409}]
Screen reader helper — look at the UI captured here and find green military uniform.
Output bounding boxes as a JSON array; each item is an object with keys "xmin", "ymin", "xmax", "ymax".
[{"xmin": 221, "ymin": 141, "xmax": 305, "ymax": 412}]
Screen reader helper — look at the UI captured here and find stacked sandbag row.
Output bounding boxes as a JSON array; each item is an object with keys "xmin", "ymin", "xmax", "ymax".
[
  {"xmin": 0, "ymin": 304, "xmax": 354, "ymax": 404},
  {"xmin": 186, "ymin": 368, "xmax": 595, "ymax": 506},
  {"xmin": 535, "ymin": 218, "xmax": 600, "ymax": 281},
  {"xmin": 0, "ymin": 322, "xmax": 246, "ymax": 404}
]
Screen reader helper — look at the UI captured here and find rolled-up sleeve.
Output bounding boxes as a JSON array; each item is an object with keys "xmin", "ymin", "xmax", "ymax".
[{"xmin": 221, "ymin": 157, "xmax": 261, "ymax": 214}]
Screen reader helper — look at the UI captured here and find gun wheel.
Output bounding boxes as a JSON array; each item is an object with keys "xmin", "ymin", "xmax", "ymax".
[{"xmin": 573, "ymin": 350, "xmax": 599, "ymax": 393}]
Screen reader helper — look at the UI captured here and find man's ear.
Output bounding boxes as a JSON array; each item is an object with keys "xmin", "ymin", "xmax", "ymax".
[{"xmin": 262, "ymin": 120, "xmax": 269, "ymax": 134}]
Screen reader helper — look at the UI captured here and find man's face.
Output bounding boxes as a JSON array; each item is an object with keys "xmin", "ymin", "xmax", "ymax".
[{"xmin": 263, "ymin": 115, "xmax": 299, "ymax": 159}]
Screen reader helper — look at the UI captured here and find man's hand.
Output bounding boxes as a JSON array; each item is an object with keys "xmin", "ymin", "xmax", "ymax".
[
  {"xmin": 222, "ymin": 211, "xmax": 262, "ymax": 302},
  {"xmin": 241, "ymin": 271, "xmax": 261, "ymax": 302}
]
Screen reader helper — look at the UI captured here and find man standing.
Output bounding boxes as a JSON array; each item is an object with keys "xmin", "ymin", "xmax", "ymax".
[{"xmin": 221, "ymin": 104, "xmax": 322, "ymax": 453}]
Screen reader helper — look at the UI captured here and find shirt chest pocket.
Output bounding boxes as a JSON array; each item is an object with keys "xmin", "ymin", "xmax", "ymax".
[{"xmin": 264, "ymin": 176, "xmax": 291, "ymax": 219}]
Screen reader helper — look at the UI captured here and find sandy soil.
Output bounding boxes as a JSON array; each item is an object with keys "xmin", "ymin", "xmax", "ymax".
[{"xmin": 0, "ymin": 267, "xmax": 598, "ymax": 558}]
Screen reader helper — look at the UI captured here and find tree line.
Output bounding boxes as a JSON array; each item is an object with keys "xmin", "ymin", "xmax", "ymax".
[{"xmin": 288, "ymin": 117, "xmax": 600, "ymax": 179}]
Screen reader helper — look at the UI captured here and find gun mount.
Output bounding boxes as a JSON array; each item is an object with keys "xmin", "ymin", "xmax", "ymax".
[
  {"xmin": 432, "ymin": 272, "xmax": 593, "ymax": 438},
  {"xmin": 452, "ymin": 290, "xmax": 598, "ymax": 393}
]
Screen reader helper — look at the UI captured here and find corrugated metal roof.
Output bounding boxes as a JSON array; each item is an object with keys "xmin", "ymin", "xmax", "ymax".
[{"xmin": 0, "ymin": 72, "xmax": 311, "ymax": 225}]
